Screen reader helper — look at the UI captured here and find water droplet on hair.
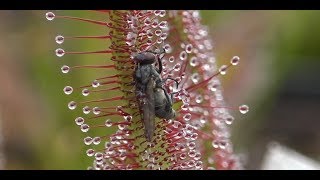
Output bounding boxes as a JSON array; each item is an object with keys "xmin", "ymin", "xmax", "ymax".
[
  {"xmin": 212, "ymin": 140, "xmax": 219, "ymax": 148},
  {"xmin": 151, "ymin": 19, "xmax": 159, "ymax": 28},
  {"xmin": 185, "ymin": 44, "xmax": 193, "ymax": 53},
  {"xmin": 195, "ymin": 95, "xmax": 203, "ymax": 103},
  {"xmin": 208, "ymin": 80, "xmax": 220, "ymax": 92},
  {"xmin": 82, "ymin": 89, "xmax": 90, "ymax": 96},
  {"xmin": 219, "ymin": 141, "xmax": 227, "ymax": 149},
  {"xmin": 225, "ymin": 115, "xmax": 235, "ymax": 125},
  {"xmin": 179, "ymin": 51, "xmax": 187, "ymax": 61},
  {"xmin": 146, "ymin": 30, "xmax": 153, "ymax": 39},
  {"xmin": 45, "ymin": 12, "xmax": 55, "ymax": 21},
  {"xmin": 92, "ymin": 80, "xmax": 100, "ymax": 88},
  {"xmin": 159, "ymin": 21, "xmax": 167, "ymax": 29},
  {"xmin": 86, "ymin": 149, "xmax": 95, "ymax": 157},
  {"xmin": 239, "ymin": 104, "xmax": 249, "ymax": 114},
  {"xmin": 154, "ymin": 10, "xmax": 161, "ymax": 16},
  {"xmin": 63, "ymin": 86, "xmax": 73, "ymax": 95},
  {"xmin": 84, "ymin": 136, "xmax": 93, "ymax": 145},
  {"xmin": 81, "ymin": 124, "xmax": 90, "ymax": 132},
  {"xmin": 187, "ymin": 142, "xmax": 196, "ymax": 150},
  {"xmin": 160, "ymin": 33, "xmax": 168, "ymax": 41},
  {"xmin": 173, "ymin": 63, "xmax": 181, "ymax": 71},
  {"xmin": 190, "ymin": 57, "xmax": 199, "ymax": 67},
  {"xmin": 105, "ymin": 119, "xmax": 112, "ymax": 127},
  {"xmin": 219, "ymin": 65, "xmax": 228, "ymax": 75},
  {"xmin": 61, "ymin": 65, "xmax": 70, "ymax": 73},
  {"xmin": 68, "ymin": 101, "xmax": 77, "ymax": 110},
  {"xmin": 55, "ymin": 35, "xmax": 64, "ymax": 44},
  {"xmin": 144, "ymin": 18, "xmax": 151, "ymax": 25},
  {"xmin": 92, "ymin": 107, "xmax": 101, "ymax": 115},
  {"xmin": 75, "ymin": 117, "xmax": 84, "ymax": 126},
  {"xmin": 168, "ymin": 56, "xmax": 175, "ymax": 63},
  {"xmin": 159, "ymin": 10, "xmax": 166, "ymax": 17},
  {"xmin": 191, "ymin": 73, "xmax": 200, "ymax": 84},
  {"xmin": 55, "ymin": 48, "xmax": 65, "ymax": 57},
  {"xmin": 183, "ymin": 113, "xmax": 192, "ymax": 121},
  {"xmin": 154, "ymin": 29, "xmax": 162, "ymax": 36},
  {"xmin": 93, "ymin": 137, "xmax": 101, "ymax": 145},
  {"xmin": 231, "ymin": 56, "xmax": 240, "ymax": 66},
  {"xmin": 83, "ymin": 106, "xmax": 91, "ymax": 114}
]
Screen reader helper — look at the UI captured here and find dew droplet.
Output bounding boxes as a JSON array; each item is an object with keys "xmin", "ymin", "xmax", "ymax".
[
  {"xmin": 118, "ymin": 124, "xmax": 126, "ymax": 130},
  {"xmin": 55, "ymin": 35, "xmax": 64, "ymax": 44},
  {"xmin": 195, "ymin": 161, "xmax": 203, "ymax": 169},
  {"xmin": 156, "ymin": 38, "xmax": 163, "ymax": 44},
  {"xmin": 55, "ymin": 48, "xmax": 65, "ymax": 57},
  {"xmin": 45, "ymin": 12, "xmax": 55, "ymax": 21},
  {"xmin": 185, "ymin": 44, "xmax": 193, "ymax": 53},
  {"xmin": 82, "ymin": 106, "xmax": 91, "ymax": 114},
  {"xmin": 173, "ymin": 63, "xmax": 181, "ymax": 71},
  {"xmin": 159, "ymin": 21, "xmax": 167, "ymax": 29},
  {"xmin": 168, "ymin": 56, "xmax": 175, "ymax": 63},
  {"xmin": 154, "ymin": 29, "xmax": 162, "ymax": 36},
  {"xmin": 219, "ymin": 65, "xmax": 228, "ymax": 75},
  {"xmin": 151, "ymin": 19, "xmax": 159, "ymax": 28},
  {"xmin": 187, "ymin": 142, "xmax": 196, "ymax": 150},
  {"xmin": 178, "ymin": 103, "xmax": 187, "ymax": 111},
  {"xmin": 159, "ymin": 10, "xmax": 166, "ymax": 17},
  {"xmin": 183, "ymin": 113, "xmax": 192, "ymax": 121},
  {"xmin": 144, "ymin": 17, "xmax": 151, "ymax": 25},
  {"xmin": 61, "ymin": 65, "xmax": 70, "ymax": 74},
  {"xmin": 86, "ymin": 149, "xmax": 95, "ymax": 157},
  {"xmin": 75, "ymin": 117, "xmax": 85, "ymax": 126},
  {"xmin": 195, "ymin": 95, "xmax": 203, "ymax": 103},
  {"xmin": 208, "ymin": 80, "xmax": 220, "ymax": 92},
  {"xmin": 191, "ymin": 73, "xmax": 200, "ymax": 84},
  {"xmin": 92, "ymin": 107, "xmax": 101, "ymax": 115},
  {"xmin": 154, "ymin": 10, "xmax": 161, "ymax": 16},
  {"xmin": 93, "ymin": 137, "xmax": 101, "ymax": 145},
  {"xmin": 81, "ymin": 88, "xmax": 90, "ymax": 96},
  {"xmin": 160, "ymin": 33, "xmax": 168, "ymax": 41},
  {"xmin": 219, "ymin": 141, "xmax": 227, "ymax": 149},
  {"xmin": 92, "ymin": 80, "xmax": 100, "ymax": 88},
  {"xmin": 190, "ymin": 57, "xmax": 199, "ymax": 67},
  {"xmin": 190, "ymin": 133, "xmax": 198, "ymax": 140},
  {"xmin": 68, "ymin": 101, "xmax": 77, "ymax": 110},
  {"xmin": 225, "ymin": 115, "xmax": 235, "ymax": 125},
  {"xmin": 80, "ymin": 124, "xmax": 90, "ymax": 132},
  {"xmin": 84, "ymin": 136, "xmax": 93, "ymax": 145},
  {"xmin": 146, "ymin": 30, "xmax": 153, "ymax": 39},
  {"xmin": 179, "ymin": 51, "xmax": 187, "ymax": 61},
  {"xmin": 212, "ymin": 140, "xmax": 219, "ymax": 148},
  {"xmin": 105, "ymin": 119, "xmax": 112, "ymax": 127},
  {"xmin": 231, "ymin": 56, "xmax": 240, "ymax": 66},
  {"xmin": 124, "ymin": 116, "xmax": 132, "ymax": 122},
  {"xmin": 63, "ymin": 86, "xmax": 73, "ymax": 95},
  {"xmin": 239, "ymin": 104, "xmax": 249, "ymax": 114}
]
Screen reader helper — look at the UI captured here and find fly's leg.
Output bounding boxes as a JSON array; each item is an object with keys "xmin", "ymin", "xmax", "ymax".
[{"xmin": 160, "ymin": 77, "xmax": 179, "ymax": 88}]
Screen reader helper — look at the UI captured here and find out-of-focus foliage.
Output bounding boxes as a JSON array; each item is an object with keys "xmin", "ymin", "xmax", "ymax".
[{"xmin": 0, "ymin": 10, "xmax": 319, "ymax": 169}]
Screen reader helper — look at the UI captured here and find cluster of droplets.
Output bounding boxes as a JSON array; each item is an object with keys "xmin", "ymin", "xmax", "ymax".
[
  {"xmin": 158, "ymin": 10, "xmax": 249, "ymax": 170},
  {"xmin": 47, "ymin": 10, "xmax": 249, "ymax": 170}
]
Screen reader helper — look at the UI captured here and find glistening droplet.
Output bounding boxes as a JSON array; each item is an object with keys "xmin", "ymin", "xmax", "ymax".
[{"xmin": 239, "ymin": 104, "xmax": 249, "ymax": 114}]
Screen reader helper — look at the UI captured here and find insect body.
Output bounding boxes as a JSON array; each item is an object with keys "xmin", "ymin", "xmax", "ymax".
[{"xmin": 133, "ymin": 49, "xmax": 177, "ymax": 142}]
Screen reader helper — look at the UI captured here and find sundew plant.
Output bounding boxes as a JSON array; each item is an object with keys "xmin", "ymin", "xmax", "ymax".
[{"xmin": 46, "ymin": 10, "xmax": 249, "ymax": 170}]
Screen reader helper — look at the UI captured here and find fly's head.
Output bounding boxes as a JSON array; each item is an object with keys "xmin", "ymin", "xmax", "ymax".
[{"xmin": 133, "ymin": 52, "xmax": 157, "ymax": 65}]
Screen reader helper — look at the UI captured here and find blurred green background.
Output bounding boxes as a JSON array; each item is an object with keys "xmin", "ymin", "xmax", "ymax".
[{"xmin": 0, "ymin": 10, "xmax": 319, "ymax": 169}]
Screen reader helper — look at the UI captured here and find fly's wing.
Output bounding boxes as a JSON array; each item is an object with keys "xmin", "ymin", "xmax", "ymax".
[{"xmin": 142, "ymin": 77, "xmax": 155, "ymax": 142}]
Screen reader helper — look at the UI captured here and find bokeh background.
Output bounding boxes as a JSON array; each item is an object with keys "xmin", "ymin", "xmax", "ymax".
[{"xmin": 0, "ymin": 10, "xmax": 319, "ymax": 169}]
